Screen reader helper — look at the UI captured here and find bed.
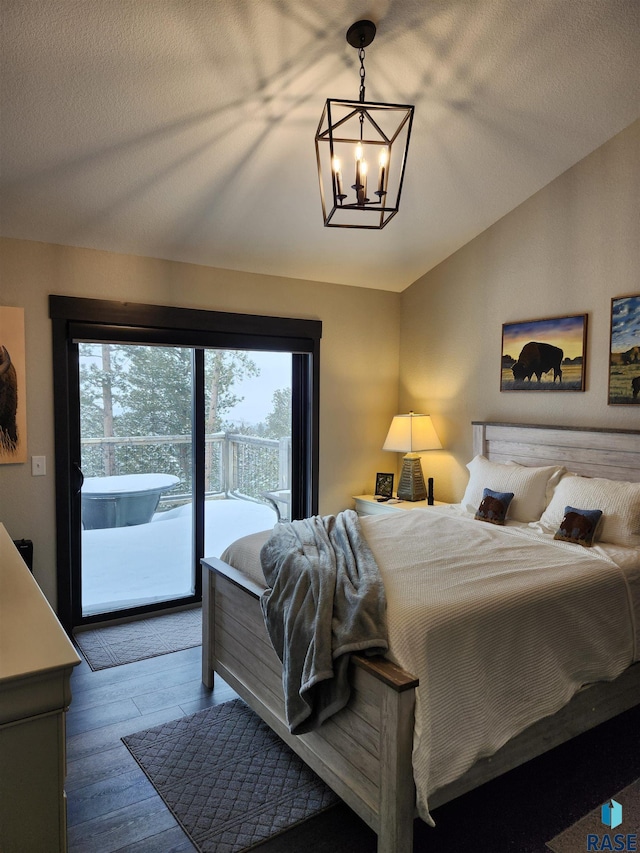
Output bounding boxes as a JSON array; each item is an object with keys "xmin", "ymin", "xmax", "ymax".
[{"xmin": 201, "ymin": 422, "xmax": 640, "ymax": 852}]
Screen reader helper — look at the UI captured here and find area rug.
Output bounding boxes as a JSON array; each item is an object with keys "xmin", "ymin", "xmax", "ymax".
[
  {"xmin": 120, "ymin": 697, "xmax": 640, "ymax": 853},
  {"xmin": 74, "ymin": 607, "xmax": 202, "ymax": 670},
  {"xmin": 122, "ymin": 698, "xmax": 340, "ymax": 853},
  {"xmin": 547, "ymin": 777, "xmax": 640, "ymax": 852}
]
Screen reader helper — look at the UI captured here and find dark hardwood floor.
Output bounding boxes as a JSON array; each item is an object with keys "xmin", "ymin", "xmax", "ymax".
[
  {"xmin": 65, "ymin": 639, "xmax": 640, "ymax": 853},
  {"xmin": 65, "ymin": 644, "xmax": 237, "ymax": 853}
]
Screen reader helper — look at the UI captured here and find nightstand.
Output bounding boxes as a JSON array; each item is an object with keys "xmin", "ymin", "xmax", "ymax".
[{"xmin": 353, "ymin": 495, "xmax": 446, "ymax": 516}]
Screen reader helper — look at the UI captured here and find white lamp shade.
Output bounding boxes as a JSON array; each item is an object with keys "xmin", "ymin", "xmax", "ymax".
[{"xmin": 383, "ymin": 413, "xmax": 442, "ymax": 453}]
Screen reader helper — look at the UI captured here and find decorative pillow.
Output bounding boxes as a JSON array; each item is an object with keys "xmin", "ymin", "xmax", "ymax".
[
  {"xmin": 553, "ymin": 506, "xmax": 603, "ymax": 547},
  {"xmin": 475, "ymin": 488, "xmax": 514, "ymax": 525},
  {"xmin": 540, "ymin": 474, "xmax": 640, "ymax": 547},
  {"xmin": 461, "ymin": 456, "xmax": 565, "ymax": 522}
]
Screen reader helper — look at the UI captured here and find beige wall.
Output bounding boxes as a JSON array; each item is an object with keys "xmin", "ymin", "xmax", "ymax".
[
  {"xmin": 0, "ymin": 239, "xmax": 400, "ymax": 606},
  {"xmin": 400, "ymin": 119, "xmax": 640, "ymax": 504}
]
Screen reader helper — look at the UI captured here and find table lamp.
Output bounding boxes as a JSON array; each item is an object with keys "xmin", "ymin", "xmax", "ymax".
[{"xmin": 383, "ymin": 412, "xmax": 441, "ymax": 501}]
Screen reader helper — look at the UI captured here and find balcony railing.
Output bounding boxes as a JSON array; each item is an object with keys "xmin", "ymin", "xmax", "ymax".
[{"xmin": 80, "ymin": 432, "xmax": 291, "ymax": 507}]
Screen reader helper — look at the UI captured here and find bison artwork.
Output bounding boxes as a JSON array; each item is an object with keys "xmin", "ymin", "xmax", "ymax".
[
  {"xmin": 0, "ymin": 345, "xmax": 19, "ymax": 453},
  {"xmin": 511, "ymin": 341, "xmax": 564, "ymax": 383},
  {"xmin": 632, "ymin": 376, "xmax": 640, "ymax": 400}
]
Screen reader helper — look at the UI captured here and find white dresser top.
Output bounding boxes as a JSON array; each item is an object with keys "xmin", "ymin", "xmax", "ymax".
[{"xmin": 0, "ymin": 523, "xmax": 80, "ymax": 686}]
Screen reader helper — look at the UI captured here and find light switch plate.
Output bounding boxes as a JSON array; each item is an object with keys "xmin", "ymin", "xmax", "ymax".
[{"xmin": 31, "ymin": 455, "xmax": 46, "ymax": 476}]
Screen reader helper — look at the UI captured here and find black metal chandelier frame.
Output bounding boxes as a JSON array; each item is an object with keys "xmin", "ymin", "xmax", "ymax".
[{"xmin": 315, "ymin": 20, "xmax": 415, "ymax": 230}]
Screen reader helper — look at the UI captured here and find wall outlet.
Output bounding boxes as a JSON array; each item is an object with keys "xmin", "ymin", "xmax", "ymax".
[{"xmin": 31, "ymin": 455, "xmax": 46, "ymax": 476}]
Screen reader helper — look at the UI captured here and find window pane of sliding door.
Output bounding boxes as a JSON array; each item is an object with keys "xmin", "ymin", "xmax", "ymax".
[
  {"xmin": 78, "ymin": 343, "xmax": 195, "ymax": 617},
  {"xmin": 203, "ymin": 349, "xmax": 292, "ymax": 558}
]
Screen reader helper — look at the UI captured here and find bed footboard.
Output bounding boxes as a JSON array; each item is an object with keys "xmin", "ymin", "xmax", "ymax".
[{"xmin": 201, "ymin": 556, "xmax": 419, "ymax": 853}]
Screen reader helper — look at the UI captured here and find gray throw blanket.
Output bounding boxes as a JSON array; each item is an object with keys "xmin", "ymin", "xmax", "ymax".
[{"xmin": 260, "ymin": 509, "xmax": 388, "ymax": 735}]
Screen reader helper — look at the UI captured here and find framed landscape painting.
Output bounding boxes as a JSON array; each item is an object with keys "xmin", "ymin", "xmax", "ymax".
[
  {"xmin": 501, "ymin": 314, "xmax": 587, "ymax": 392},
  {"xmin": 608, "ymin": 294, "xmax": 640, "ymax": 405}
]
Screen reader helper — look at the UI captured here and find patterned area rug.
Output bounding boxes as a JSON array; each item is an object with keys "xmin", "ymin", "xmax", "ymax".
[
  {"xmin": 547, "ymin": 777, "xmax": 640, "ymax": 852},
  {"xmin": 74, "ymin": 607, "xmax": 202, "ymax": 670},
  {"xmin": 122, "ymin": 699, "xmax": 339, "ymax": 853}
]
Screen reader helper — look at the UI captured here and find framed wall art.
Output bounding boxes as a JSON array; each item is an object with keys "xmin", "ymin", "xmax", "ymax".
[
  {"xmin": 0, "ymin": 306, "xmax": 27, "ymax": 463},
  {"xmin": 608, "ymin": 294, "xmax": 640, "ymax": 405},
  {"xmin": 501, "ymin": 314, "xmax": 587, "ymax": 392}
]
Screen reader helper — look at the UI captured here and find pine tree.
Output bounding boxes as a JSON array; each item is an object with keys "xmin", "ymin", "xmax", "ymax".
[{"xmin": 79, "ymin": 344, "xmax": 259, "ymax": 489}]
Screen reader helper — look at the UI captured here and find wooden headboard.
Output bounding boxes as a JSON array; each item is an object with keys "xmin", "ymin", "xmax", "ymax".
[{"xmin": 472, "ymin": 422, "xmax": 640, "ymax": 483}]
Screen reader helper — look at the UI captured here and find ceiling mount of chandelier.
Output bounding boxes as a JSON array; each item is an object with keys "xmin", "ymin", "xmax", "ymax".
[{"xmin": 315, "ymin": 19, "xmax": 415, "ymax": 230}]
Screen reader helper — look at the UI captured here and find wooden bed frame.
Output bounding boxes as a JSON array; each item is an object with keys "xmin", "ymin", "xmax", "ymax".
[{"xmin": 201, "ymin": 422, "xmax": 640, "ymax": 852}]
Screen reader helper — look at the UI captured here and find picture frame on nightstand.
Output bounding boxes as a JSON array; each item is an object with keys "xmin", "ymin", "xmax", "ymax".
[{"xmin": 374, "ymin": 472, "xmax": 394, "ymax": 500}]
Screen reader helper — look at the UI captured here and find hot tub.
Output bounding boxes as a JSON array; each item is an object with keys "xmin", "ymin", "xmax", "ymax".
[{"xmin": 81, "ymin": 473, "xmax": 180, "ymax": 529}]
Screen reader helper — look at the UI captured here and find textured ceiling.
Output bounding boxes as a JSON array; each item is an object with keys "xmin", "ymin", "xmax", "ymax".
[{"xmin": 1, "ymin": 1, "xmax": 639, "ymax": 292}]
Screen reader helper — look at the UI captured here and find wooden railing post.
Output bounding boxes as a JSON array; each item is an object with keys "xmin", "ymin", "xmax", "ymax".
[
  {"xmin": 278, "ymin": 436, "xmax": 290, "ymax": 488},
  {"xmin": 225, "ymin": 433, "xmax": 235, "ymax": 496}
]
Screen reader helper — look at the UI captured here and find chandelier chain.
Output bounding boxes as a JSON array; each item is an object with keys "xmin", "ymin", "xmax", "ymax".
[{"xmin": 358, "ymin": 45, "xmax": 366, "ymax": 102}]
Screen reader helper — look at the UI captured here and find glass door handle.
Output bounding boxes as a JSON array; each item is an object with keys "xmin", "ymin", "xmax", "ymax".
[{"xmin": 72, "ymin": 463, "xmax": 84, "ymax": 495}]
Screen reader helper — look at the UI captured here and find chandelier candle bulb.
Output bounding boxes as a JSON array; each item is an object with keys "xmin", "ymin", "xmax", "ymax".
[
  {"xmin": 355, "ymin": 144, "xmax": 363, "ymax": 194},
  {"xmin": 332, "ymin": 157, "xmax": 344, "ymax": 198},
  {"xmin": 377, "ymin": 149, "xmax": 387, "ymax": 195}
]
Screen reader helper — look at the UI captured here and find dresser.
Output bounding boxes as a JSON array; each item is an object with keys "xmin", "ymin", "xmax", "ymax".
[
  {"xmin": 0, "ymin": 524, "xmax": 81, "ymax": 853},
  {"xmin": 353, "ymin": 494, "xmax": 446, "ymax": 516}
]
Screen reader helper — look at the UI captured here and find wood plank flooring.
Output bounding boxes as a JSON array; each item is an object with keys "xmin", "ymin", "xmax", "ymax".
[
  {"xmin": 66, "ymin": 644, "xmax": 237, "ymax": 853},
  {"xmin": 65, "ymin": 640, "xmax": 640, "ymax": 853}
]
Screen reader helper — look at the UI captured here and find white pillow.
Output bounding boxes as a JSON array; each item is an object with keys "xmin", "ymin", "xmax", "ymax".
[
  {"xmin": 539, "ymin": 474, "xmax": 640, "ymax": 547},
  {"xmin": 461, "ymin": 456, "xmax": 565, "ymax": 522}
]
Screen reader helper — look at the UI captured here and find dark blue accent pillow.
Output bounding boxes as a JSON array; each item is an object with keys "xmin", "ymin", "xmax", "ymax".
[
  {"xmin": 554, "ymin": 505, "xmax": 603, "ymax": 547},
  {"xmin": 475, "ymin": 487, "xmax": 514, "ymax": 526}
]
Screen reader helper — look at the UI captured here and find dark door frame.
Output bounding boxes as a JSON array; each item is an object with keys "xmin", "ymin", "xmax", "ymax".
[{"xmin": 50, "ymin": 295, "xmax": 321, "ymax": 631}]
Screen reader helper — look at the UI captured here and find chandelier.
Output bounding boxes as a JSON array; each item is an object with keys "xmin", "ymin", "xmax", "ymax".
[{"xmin": 315, "ymin": 20, "xmax": 415, "ymax": 229}]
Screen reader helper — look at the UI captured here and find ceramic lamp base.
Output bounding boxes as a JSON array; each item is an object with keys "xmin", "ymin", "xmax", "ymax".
[{"xmin": 397, "ymin": 456, "xmax": 427, "ymax": 501}]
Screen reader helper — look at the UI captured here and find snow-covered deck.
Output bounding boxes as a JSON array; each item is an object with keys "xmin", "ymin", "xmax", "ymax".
[{"xmin": 81, "ymin": 497, "xmax": 276, "ymax": 616}]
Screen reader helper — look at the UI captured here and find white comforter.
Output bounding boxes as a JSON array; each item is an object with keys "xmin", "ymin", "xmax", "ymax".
[{"xmin": 361, "ymin": 506, "xmax": 638, "ymax": 824}]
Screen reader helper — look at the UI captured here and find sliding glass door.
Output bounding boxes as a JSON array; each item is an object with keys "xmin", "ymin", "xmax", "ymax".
[
  {"xmin": 77, "ymin": 344, "xmax": 294, "ymax": 619},
  {"xmin": 50, "ymin": 296, "xmax": 320, "ymax": 631}
]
